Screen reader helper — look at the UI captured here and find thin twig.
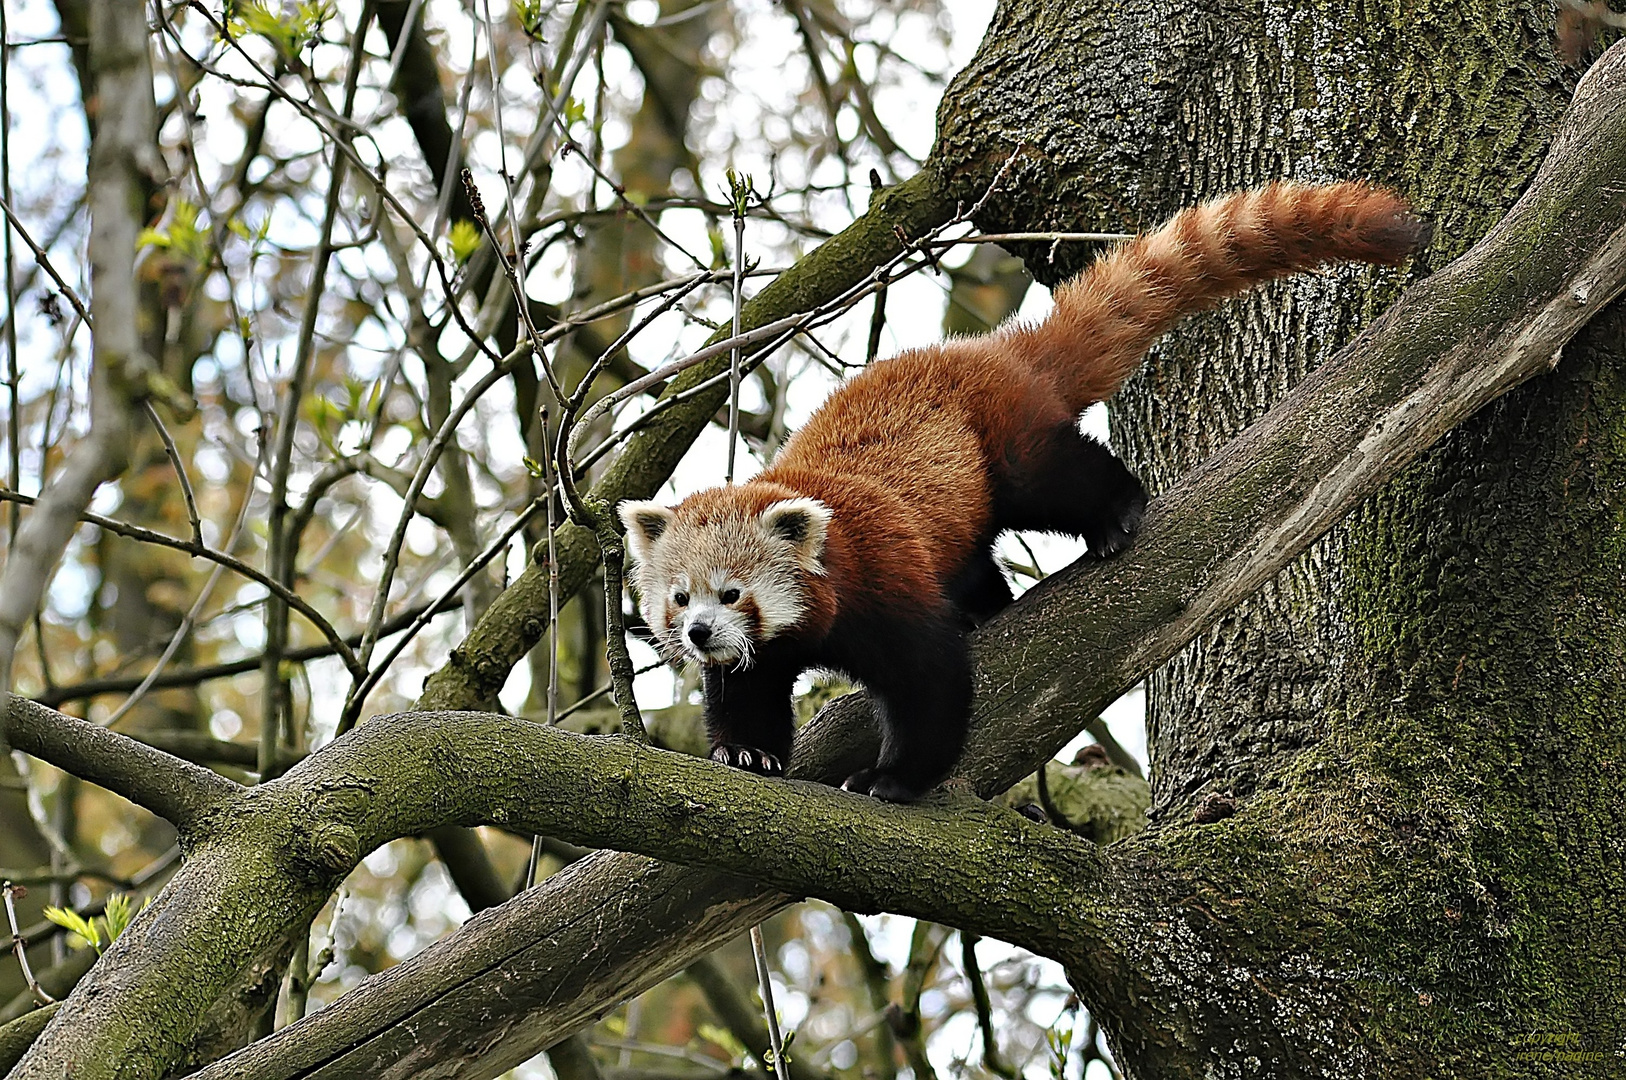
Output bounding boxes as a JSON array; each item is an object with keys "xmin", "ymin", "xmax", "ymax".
[
  {"xmin": 551, "ymin": 660, "xmax": 664, "ymax": 722},
  {"xmin": 0, "ymin": 488, "xmax": 362, "ymax": 679},
  {"xmin": 865, "ymin": 274, "xmax": 888, "ymax": 365},
  {"xmin": 172, "ymin": 3, "xmax": 504, "ymax": 368},
  {"xmin": 960, "ymin": 933, "xmax": 1017, "ymax": 1080},
  {"xmin": 336, "ymin": 494, "xmax": 546, "ymax": 735},
  {"xmin": 38, "ymin": 595, "xmax": 461, "ymax": 708},
  {"xmin": 595, "ymin": 524, "xmax": 647, "ymax": 741},
  {"xmin": 726, "ymin": 171, "xmax": 752, "ymax": 483},
  {"xmin": 751, "ymin": 924, "xmax": 788, "ymax": 1080},
  {"xmin": 922, "ymin": 230, "xmax": 1132, "ymax": 248},
  {"xmin": 143, "ymin": 401, "xmax": 201, "ymax": 545},
  {"xmin": 548, "ymin": 130, "xmax": 708, "ymax": 273},
  {"xmin": 542, "ymin": 408, "xmax": 561, "ymax": 733},
  {"xmin": 462, "ymin": 168, "xmax": 559, "ymax": 400},
  {"xmin": 567, "ymin": 150, "xmax": 1027, "ymax": 460},
  {"xmin": 0, "ymin": 192, "xmax": 91, "ymax": 327},
  {"xmin": 260, "ymin": 3, "xmax": 373, "ymax": 781},
  {"xmin": 2, "ymin": 882, "xmax": 51, "ymax": 1005}
]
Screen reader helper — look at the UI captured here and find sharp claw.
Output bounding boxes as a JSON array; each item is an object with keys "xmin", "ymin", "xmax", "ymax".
[{"xmin": 712, "ymin": 745, "xmax": 786, "ymax": 776}]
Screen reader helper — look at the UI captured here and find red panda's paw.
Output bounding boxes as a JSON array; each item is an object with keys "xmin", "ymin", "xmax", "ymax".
[
  {"xmin": 1085, "ymin": 483, "xmax": 1148, "ymax": 559},
  {"xmin": 711, "ymin": 744, "xmax": 785, "ymax": 777},
  {"xmin": 842, "ymin": 768, "xmax": 925, "ymax": 803}
]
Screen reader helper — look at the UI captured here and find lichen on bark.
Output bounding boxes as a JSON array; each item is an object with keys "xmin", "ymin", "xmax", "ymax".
[{"xmin": 926, "ymin": 1, "xmax": 1625, "ymax": 1074}]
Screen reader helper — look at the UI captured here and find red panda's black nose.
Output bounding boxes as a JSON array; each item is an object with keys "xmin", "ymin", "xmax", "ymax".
[{"xmin": 688, "ymin": 624, "xmax": 712, "ymax": 646}]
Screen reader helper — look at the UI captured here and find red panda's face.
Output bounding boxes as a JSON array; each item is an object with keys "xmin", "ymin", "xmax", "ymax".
[{"xmin": 618, "ymin": 494, "xmax": 831, "ymax": 668}]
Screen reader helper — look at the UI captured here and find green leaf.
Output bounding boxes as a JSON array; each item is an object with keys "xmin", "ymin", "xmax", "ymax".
[
  {"xmin": 43, "ymin": 906, "xmax": 102, "ymax": 954},
  {"xmin": 232, "ymin": 0, "xmax": 334, "ymax": 58},
  {"xmin": 516, "ymin": 0, "xmax": 547, "ymax": 39},
  {"xmin": 765, "ymin": 1030, "xmax": 795, "ymax": 1066},
  {"xmin": 448, "ymin": 219, "xmax": 483, "ymax": 265},
  {"xmin": 725, "ymin": 168, "xmax": 755, "ymax": 216},
  {"xmin": 102, "ymin": 893, "xmax": 133, "ymax": 941},
  {"xmin": 141, "ymin": 200, "xmax": 211, "ymax": 264}
]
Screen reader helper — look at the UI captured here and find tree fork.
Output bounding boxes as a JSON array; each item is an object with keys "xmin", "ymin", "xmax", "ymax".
[{"xmin": 12, "ymin": 41, "xmax": 1626, "ymax": 1079}]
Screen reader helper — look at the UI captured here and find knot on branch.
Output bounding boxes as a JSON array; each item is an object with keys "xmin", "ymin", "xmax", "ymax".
[
  {"xmin": 293, "ymin": 822, "xmax": 362, "ymax": 881},
  {"xmin": 283, "ymin": 782, "xmax": 373, "ymax": 882}
]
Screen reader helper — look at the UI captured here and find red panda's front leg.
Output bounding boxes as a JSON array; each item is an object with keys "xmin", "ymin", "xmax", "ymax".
[{"xmin": 701, "ymin": 661, "xmax": 800, "ymax": 776}]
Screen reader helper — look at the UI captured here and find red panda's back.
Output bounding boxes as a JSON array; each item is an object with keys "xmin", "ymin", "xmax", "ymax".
[{"xmin": 761, "ymin": 336, "xmax": 1069, "ymax": 589}]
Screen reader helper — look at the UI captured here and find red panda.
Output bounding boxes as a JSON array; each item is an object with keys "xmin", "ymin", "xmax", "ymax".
[{"xmin": 620, "ymin": 182, "xmax": 1428, "ymax": 802}]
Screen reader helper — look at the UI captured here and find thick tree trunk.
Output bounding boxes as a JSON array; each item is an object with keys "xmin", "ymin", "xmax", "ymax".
[
  {"xmin": 932, "ymin": 2, "xmax": 1623, "ymax": 1075},
  {"xmin": 9, "ymin": 5, "xmax": 1623, "ymax": 1079}
]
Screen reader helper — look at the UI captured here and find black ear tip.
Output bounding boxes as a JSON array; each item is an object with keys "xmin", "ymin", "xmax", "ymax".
[{"xmin": 621, "ymin": 503, "xmax": 673, "ymax": 541}]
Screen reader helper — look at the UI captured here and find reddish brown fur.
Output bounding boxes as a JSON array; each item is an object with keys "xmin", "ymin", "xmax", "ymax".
[
  {"xmin": 740, "ymin": 181, "xmax": 1426, "ymax": 625},
  {"xmin": 630, "ymin": 181, "xmax": 1426, "ymax": 800}
]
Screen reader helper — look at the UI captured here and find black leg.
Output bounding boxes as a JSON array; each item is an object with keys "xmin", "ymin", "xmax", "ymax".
[
  {"xmin": 840, "ymin": 614, "xmax": 973, "ymax": 802},
  {"xmin": 702, "ymin": 661, "xmax": 799, "ymax": 776},
  {"xmin": 999, "ymin": 424, "xmax": 1148, "ymax": 557},
  {"xmin": 946, "ymin": 547, "xmax": 1015, "ymax": 626}
]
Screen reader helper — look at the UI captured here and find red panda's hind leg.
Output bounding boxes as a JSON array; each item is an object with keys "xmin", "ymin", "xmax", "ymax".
[
  {"xmin": 947, "ymin": 548, "xmax": 1016, "ymax": 627},
  {"xmin": 840, "ymin": 613, "xmax": 973, "ymax": 802},
  {"xmin": 998, "ymin": 424, "xmax": 1148, "ymax": 558}
]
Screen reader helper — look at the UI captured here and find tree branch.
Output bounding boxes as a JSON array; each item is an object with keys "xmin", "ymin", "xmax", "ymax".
[
  {"xmin": 11, "ymin": 705, "xmax": 1106, "ymax": 1080},
  {"xmin": 16, "ymin": 42, "xmax": 1626, "ymax": 1080},
  {"xmin": 165, "ymin": 41, "xmax": 1626, "ymax": 1080},
  {"xmin": 7, "ymin": 698, "xmax": 238, "ymax": 831},
  {"xmin": 32, "ymin": 594, "xmax": 463, "ymax": 708}
]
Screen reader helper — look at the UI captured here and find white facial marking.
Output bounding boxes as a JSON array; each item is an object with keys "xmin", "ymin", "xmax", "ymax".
[{"xmin": 621, "ymin": 498, "xmax": 829, "ymax": 669}]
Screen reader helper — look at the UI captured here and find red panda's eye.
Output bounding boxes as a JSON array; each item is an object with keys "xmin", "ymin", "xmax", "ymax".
[
  {"xmin": 674, "ymin": 591, "xmax": 689, "ymax": 606},
  {"xmin": 720, "ymin": 588, "xmax": 741, "ymax": 604}
]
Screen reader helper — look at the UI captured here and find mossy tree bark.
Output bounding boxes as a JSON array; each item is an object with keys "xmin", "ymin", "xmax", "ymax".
[
  {"xmin": 7, "ymin": 4, "xmax": 1626, "ymax": 1079},
  {"xmin": 932, "ymin": 1, "xmax": 1623, "ymax": 1074}
]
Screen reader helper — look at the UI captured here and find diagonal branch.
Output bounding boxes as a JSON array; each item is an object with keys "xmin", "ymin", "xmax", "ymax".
[
  {"xmin": 168, "ymin": 41, "xmax": 1626, "ymax": 1080},
  {"xmin": 11, "ymin": 42, "xmax": 1626, "ymax": 1080},
  {"xmin": 7, "ymin": 698, "xmax": 239, "ymax": 832}
]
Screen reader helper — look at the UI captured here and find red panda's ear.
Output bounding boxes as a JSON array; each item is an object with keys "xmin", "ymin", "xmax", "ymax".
[
  {"xmin": 761, "ymin": 498, "xmax": 832, "ymax": 574},
  {"xmin": 619, "ymin": 501, "xmax": 675, "ymax": 563}
]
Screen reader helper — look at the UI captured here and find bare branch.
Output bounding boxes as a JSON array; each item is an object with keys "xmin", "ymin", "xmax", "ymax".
[
  {"xmin": 7, "ymin": 698, "xmax": 238, "ymax": 831},
  {"xmin": 0, "ymin": 192, "xmax": 91, "ymax": 327},
  {"xmin": 33, "ymin": 595, "xmax": 462, "ymax": 708},
  {"xmin": 160, "ymin": 42, "xmax": 1626, "ymax": 1080},
  {"xmin": 0, "ymin": 488, "xmax": 364, "ymax": 680}
]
